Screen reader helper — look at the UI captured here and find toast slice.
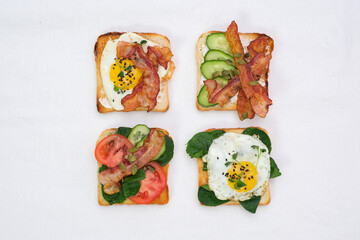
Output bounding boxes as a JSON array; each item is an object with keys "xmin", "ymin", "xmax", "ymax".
[
  {"xmin": 95, "ymin": 32, "xmax": 175, "ymax": 113},
  {"xmin": 197, "ymin": 128, "xmax": 270, "ymax": 206},
  {"xmin": 196, "ymin": 31, "xmax": 273, "ymax": 111},
  {"xmin": 97, "ymin": 128, "xmax": 170, "ymax": 205}
]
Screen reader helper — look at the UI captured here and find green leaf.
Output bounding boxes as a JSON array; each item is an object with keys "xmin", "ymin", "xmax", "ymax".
[
  {"xmin": 101, "ymin": 184, "xmax": 126, "ymax": 205},
  {"xmin": 243, "ymin": 128, "xmax": 272, "ymax": 153},
  {"xmin": 126, "ymin": 65, "xmax": 132, "ymax": 71},
  {"xmin": 235, "ymin": 179, "xmax": 246, "ymax": 188},
  {"xmin": 98, "ymin": 164, "xmax": 109, "ymax": 173},
  {"xmin": 270, "ymin": 157, "xmax": 281, "ymax": 178},
  {"xmin": 225, "ymin": 161, "xmax": 232, "ymax": 167},
  {"xmin": 140, "ymin": 40, "xmax": 147, "ymax": 45},
  {"xmin": 232, "ymin": 153, "xmax": 238, "ymax": 160},
  {"xmin": 115, "ymin": 127, "xmax": 132, "ymax": 138},
  {"xmin": 123, "ymin": 168, "xmax": 145, "ymax": 182},
  {"xmin": 198, "ymin": 185, "xmax": 229, "ymax": 206},
  {"xmin": 118, "ymin": 71, "xmax": 124, "ymax": 78},
  {"xmin": 113, "ymin": 86, "xmax": 120, "ymax": 92},
  {"xmin": 228, "ymin": 178, "xmax": 235, "ymax": 183},
  {"xmin": 154, "ymin": 135, "xmax": 174, "ymax": 167},
  {"xmin": 203, "ymin": 162, "xmax": 208, "ymax": 171},
  {"xmin": 186, "ymin": 130, "xmax": 225, "ymax": 158},
  {"xmin": 239, "ymin": 195, "xmax": 261, "ymax": 213},
  {"xmin": 208, "ymin": 130, "xmax": 226, "ymax": 139},
  {"xmin": 122, "ymin": 181, "xmax": 141, "ymax": 198}
]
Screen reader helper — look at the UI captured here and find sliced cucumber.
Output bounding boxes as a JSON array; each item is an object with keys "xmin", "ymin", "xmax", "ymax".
[
  {"xmin": 200, "ymin": 60, "xmax": 237, "ymax": 79},
  {"xmin": 214, "ymin": 76, "xmax": 229, "ymax": 88},
  {"xmin": 153, "ymin": 141, "xmax": 166, "ymax": 160},
  {"xmin": 135, "ymin": 135, "xmax": 147, "ymax": 148},
  {"xmin": 197, "ymin": 85, "xmax": 218, "ymax": 107},
  {"xmin": 154, "ymin": 135, "xmax": 174, "ymax": 167},
  {"xmin": 128, "ymin": 124, "xmax": 150, "ymax": 145},
  {"xmin": 204, "ymin": 50, "xmax": 235, "ymax": 65},
  {"xmin": 206, "ymin": 33, "xmax": 232, "ymax": 55}
]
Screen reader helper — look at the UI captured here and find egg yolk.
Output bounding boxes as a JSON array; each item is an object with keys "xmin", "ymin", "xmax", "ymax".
[
  {"xmin": 109, "ymin": 58, "xmax": 142, "ymax": 90},
  {"xmin": 227, "ymin": 161, "xmax": 258, "ymax": 193}
]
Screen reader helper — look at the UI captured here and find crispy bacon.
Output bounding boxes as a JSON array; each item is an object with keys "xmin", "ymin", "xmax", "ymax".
[
  {"xmin": 226, "ymin": 21, "xmax": 272, "ymax": 118},
  {"xmin": 147, "ymin": 46, "xmax": 173, "ymax": 70},
  {"xmin": 249, "ymin": 53, "xmax": 271, "ymax": 79},
  {"xmin": 237, "ymin": 89, "xmax": 255, "ymax": 120},
  {"xmin": 117, "ymin": 42, "xmax": 160, "ymax": 112},
  {"xmin": 100, "ymin": 129, "xmax": 165, "ymax": 195},
  {"xmin": 204, "ymin": 79, "xmax": 222, "ymax": 100},
  {"xmin": 209, "ymin": 76, "xmax": 241, "ymax": 107},
  {"xmin": 247, "ymin": 35, "xmax": 273, "ymax": 59}
]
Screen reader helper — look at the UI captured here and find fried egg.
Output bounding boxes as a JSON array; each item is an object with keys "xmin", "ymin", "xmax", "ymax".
[
  {"xmin": 100, "ymin": 32, "xmax": 169, "ymax": 110},
  {"xmin": 205, "ymin": 132, "xmax": 270, "ymax": 201}
]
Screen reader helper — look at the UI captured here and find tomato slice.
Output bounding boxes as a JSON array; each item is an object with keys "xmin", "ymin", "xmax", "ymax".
[
  {"xmin": 95, "ymin": 134, "xmax": 134, "ymax": 168},
  {"xmin": 129, "ymin": 162, "xmax": 167, "ymax": 204}
]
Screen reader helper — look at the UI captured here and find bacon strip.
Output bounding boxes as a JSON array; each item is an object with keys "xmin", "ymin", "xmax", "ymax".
[
  {"xmin": 247, "ymin": 35, "xmax": 273, "ymax": 59},
  {"xmin": 226, "ymin": 21, "xmax": 272, "ymax": 118},
  {"xmin": 204, "ymin": 79, "xmax": 222, "ymax": 100},
  {"xmin": 209, "ymin": 76, "xmax": 241, "ymax": 107},
  {"xmin": 117, "ymin": 41, "xmax": 160, "ymax": 112},
  {"xmin": 100, "ymin": 129, "xmax": 165, "ymax": 194},
  {"xmin": 147, "ymin": 46, "xmax": 173, "ymax": 70},
  {"xmin": 237, "ymin": 88, "xmax": 255, "ymax": 120},
  {"xmin": 249, "ymin": 53, "xmax": 271, "ymax": 80}
]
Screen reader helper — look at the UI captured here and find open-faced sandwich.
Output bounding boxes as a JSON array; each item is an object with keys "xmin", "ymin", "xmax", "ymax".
[
  {"xmin": 196, "ymin": 21, "xmax": 274, "ymax": 120},
  {"xmin": 95, "ymin": 32, "xmax": 175, "ymax": 113},
  {"xmin": 95, "ymin": 124, "xmax": 174, "ymax": 205},
  {"xmin": 186, "ymin": 127, "xmax": 281, "ymax": 213}
]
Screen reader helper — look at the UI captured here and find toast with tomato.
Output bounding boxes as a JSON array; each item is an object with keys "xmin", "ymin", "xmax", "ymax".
[
  {"xmin": 95, "ymin": 32, "xmax": 175, "ymax": 113},
  {"xmin": 186, "ymin": 127, "xmax": 281, "ymax": 213},
  {"xmin": 95, "ymin": 125, "xmax": 174, "ymax": 205},
  {"xmin": 196, "ymin": 21, "xmax": 274, "ymax": 121}
]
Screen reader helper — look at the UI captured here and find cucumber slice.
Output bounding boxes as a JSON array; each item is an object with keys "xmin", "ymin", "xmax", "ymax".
[
  {"xmin": 204, "ymin": 50, "xmax": 235, "ymax": 65},
  {"xmin": 128, "ymin": 124, "xmax": 150, "ymax": 145},
  {"xmin": 214, "ymin": 76, "xmax": 229, "ymax": 88},
  {"xmin": 197, "ymin": 85, "xmax": 218, "ymax": 107},
  {"xmin": 152, "ymin": 141, "xmax": 166, "ymax": 160},
  {"xmin": 206, "ymin": 33, "xmax": 232, "ymax": 55},
  {"xmin": 154, "ymin": 135, "xmax": 174, "ymax": 167},
  {"xmin": 200, "ymin": 60, "xmax": 237, "ymax": 79},
  {"xmin": 135, "ymin": 135, "xmax": 147, "ymax": 148}
]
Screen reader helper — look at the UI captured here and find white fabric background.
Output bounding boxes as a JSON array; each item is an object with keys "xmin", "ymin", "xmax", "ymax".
[{"xmin": 0, "ymin": 0, "xmax": 359, "ymax": 239}]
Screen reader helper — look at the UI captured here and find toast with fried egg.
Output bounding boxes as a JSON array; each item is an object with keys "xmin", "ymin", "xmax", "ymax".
[
  {"xmin": 95, "ymin": 32, "xmax": 175, "ymax": 113},
  {"xmin": 197, "ymin": 128, "xmax": 270, "ymax": 206}
]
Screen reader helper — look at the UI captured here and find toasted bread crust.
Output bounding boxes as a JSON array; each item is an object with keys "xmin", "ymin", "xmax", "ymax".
[
  {"xmin": 196, "ymin": 31, "xmax": 273, "ymax": 111},
  {"xmin": 96, "ymin": 128, "xmax": 171, "ymax": 206},
  {"xmin": 95, "ymin": 32, "xmax": 175, "ymax": 113},
  {"xmin": 197, "ymin": 127, "xmax": 271, "ymax": 206}
]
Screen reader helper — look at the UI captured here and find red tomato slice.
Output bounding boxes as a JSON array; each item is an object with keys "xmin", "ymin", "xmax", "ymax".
[
  {"xmin": 95, "ymin": 134, "xmax": 134, "ymax": 168},
  {"xmin": 129, "ymin": 162, "xmax": 167, "ymax": 204}
]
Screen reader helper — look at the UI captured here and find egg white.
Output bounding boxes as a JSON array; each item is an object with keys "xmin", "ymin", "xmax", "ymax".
[
  {"xmin": 206, "ymin": 132, "xmax": 270, "ymax": 201},
  {"xmin": 100, "ymin": 32, "xmax": 169, "ymax": 110}
]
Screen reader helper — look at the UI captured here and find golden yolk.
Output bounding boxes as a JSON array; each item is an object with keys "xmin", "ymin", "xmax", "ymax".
[
  {"xmin": 109, "ymin": 58, "xmax": 142, "ymax": 91},
  {"xmin": 227, "ymin": 161, "xmax": 258, "ymax": 193}
]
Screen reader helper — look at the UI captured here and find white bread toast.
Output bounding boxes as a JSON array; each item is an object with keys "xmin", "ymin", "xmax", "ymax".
[
  {"xmin": 197, "ymin": 128, "xmax": 270, "ymax": 206},
  {"xmin": 95, "ymin": 32, "xmax": 175, "ymax": 113},
  {"xmin": 196, "ymin": 31, "xmax": 273, "ymax": 111},
  {"xmin": 97, "ymin": 128, "xmax": 170, "ymax": 205}
]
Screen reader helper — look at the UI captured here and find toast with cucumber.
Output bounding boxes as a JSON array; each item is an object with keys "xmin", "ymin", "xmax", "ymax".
[
  {"xmin": 95, "ymin": 124, "xmax": 174, "ymax": 205},
  {"xmin": 196, "ymin": 21, "xmax": 274, "ymax": 120}
]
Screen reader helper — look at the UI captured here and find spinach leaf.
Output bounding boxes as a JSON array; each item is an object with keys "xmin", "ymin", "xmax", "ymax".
[
  {"xmin": 155, "ymin": 135, "xmax": 174, "ymax": 167},
  {"xmin": 198, "ymin": 184, "xmax": 229, "ymax": 206},
  {"xmin": 98, "ymin": 164, "xmax": 108, "ymax": 173},
  {"xmin": 208, "ymin": 130, "xmax": 226, "ymax": 139},
  {"xmin": 186, "ymin": 130, "xmax": 225, "ymax": 158},
  {"xmin": 100, "ymin": 169, "xmax": 145, "ymax": 205},
  {"xmin": 270, "ymin": 157, "xmax": 281, "ymax": 178},
  {"xmin": 242, "ymin": 128, "xmax": 272, "ymax": 153},
  {"xmin": 115, "ymin": 127, "xmax": 132, "ymax": 138},
  {"xmin": 239, "ymin": 195, "xmax": 261, "ymax": 213}
]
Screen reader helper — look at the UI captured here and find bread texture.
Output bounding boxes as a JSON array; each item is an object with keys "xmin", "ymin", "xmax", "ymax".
[
  {"xmin": 97, "ymin": 128, "xmax": 170, "ymax": 206},
  {"xmin": 95, "ymin": 32, "xmax": 175, "ymax": 113},
  {"xmin": 197, "ymin": 128, "xmax": 271, "ymax": 206},
  {"xmin": 196, "ymin": 31, "xmax": 273, "ymax": 111}
]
